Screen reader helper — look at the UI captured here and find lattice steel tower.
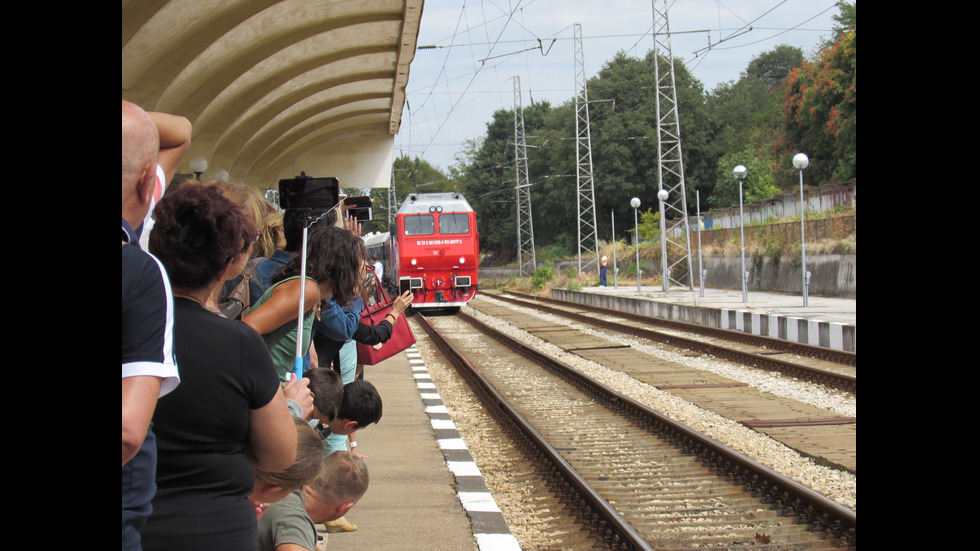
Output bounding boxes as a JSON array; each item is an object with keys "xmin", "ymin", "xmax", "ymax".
[
  {"xmin": 514, "ymin": 76, "xmax": 536, "ymax": 276},
  {"xmin": 573, "ymin": 23, "xmax": 599, "ymax": 276},
  {"xmin": 651, "ymin": 0, "xmax": 695, "ymax": 293}
]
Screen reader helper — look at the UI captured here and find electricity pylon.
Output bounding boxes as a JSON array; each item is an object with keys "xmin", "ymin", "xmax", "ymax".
[
  {"xmin": 573, "ymin": 23, "xmax": 599, "ymax": 277},
  {"xmin": 651, "ymin": 0, "xmax": 695, "ymax": 294},
  {"xmin": 514, "ymin": 76, "xmax": 536, "ymax": 276}
]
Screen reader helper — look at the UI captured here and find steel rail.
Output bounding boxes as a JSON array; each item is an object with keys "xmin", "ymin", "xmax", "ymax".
[{"xmin": 415, "ymin": 312, "xmax": 656, "ymax": 551}]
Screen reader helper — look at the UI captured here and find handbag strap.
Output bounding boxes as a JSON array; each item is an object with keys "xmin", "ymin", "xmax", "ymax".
[
  {"xmin": 218, "ymin": 258, "xmax": 262, "ymax": 320},
  {"xmin": 361, "ymin": 271, "xmax": 392, "ymax": 319},
  {"xmin": 371, "ymin": 271, "xmax": 389, "ymax": 303}
]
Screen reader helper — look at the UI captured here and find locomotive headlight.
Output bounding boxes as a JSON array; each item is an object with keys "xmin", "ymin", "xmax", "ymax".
[
  {"xmin": 411, "ymin": 258, "xmax": 417, "ymax": 266},
  {"xmin": 459, "ymin": 257, "xmax": 465, "ymax": 264}
]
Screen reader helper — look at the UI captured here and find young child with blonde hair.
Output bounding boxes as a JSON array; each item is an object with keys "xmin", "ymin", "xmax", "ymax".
[{"xmin": 256, "ymin": 451, "xmax": 369, "ymax": 551}]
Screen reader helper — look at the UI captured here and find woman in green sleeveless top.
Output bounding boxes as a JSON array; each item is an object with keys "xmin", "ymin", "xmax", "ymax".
[{"xmin": 245, "ymin": 224, "xmax": 367, "ymax": 383}]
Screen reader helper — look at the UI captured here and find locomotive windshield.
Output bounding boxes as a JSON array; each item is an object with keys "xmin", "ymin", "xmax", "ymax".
[
  {"xmin": 403, "ymin": 214, "xmax": 434, "ymax": 236},
  {"xmin": 439, "ymin": 213, "xmax": 470, "ymax": 235}
]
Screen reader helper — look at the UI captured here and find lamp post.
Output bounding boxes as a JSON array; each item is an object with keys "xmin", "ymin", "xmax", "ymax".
[
  {"xmin": 733, "ymin": 165, "xmax": 748, "ymax": 303},
  {"xmin": 696, "ymin": 190, "xmax": 705, "ymax": 297},
  {"xmin": 190, "ymin": 156, "xmax": 208, "ymax": 180},
  {"xmin": 657, "ymin": 189, "xmax": 668, "ymax": 296},
  {"xmin": 793, "ymin": 153, "xmax": 810, "ymax": 307},
  {"xmin": 630, "ymin": 197, "xmax": 641, "ymax": 295},
  {"xmin": 611, "ymin": 209, "xmax": 618, "ymax": 288}
]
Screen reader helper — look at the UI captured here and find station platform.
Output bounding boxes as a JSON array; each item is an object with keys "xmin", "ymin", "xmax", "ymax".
[
  {"xmin": 321, "ymin": 345, "xmax": 521, "ymax": 551},
  {"xmin": 553, "ymin": 285, "xmax": 856, "ymax": 353}
]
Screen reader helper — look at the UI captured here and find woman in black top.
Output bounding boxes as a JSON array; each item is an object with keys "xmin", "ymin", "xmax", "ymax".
[{"xmin": 144, "ymin": 183, "xmax": 297, "ymax": 551}]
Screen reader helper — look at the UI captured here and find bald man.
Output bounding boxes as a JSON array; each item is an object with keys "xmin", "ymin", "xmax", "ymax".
[{"xmin": 122, "ymin": 100, "xmax": 189, "ymax": 551}]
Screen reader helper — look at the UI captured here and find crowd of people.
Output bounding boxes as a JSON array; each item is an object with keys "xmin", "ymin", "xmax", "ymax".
[{"xmin": 122, "ymin": 100, "xmax": 413, "ymax": 551}]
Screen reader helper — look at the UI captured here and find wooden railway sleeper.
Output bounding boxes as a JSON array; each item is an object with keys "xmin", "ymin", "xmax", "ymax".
[{"xmin": 810, "ymin": 512, "xmax": 830, "ymax": 533}]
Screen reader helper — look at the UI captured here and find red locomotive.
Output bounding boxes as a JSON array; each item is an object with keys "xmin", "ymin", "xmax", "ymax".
[{"xmin": 388, "ymin": 192, "xmax": 479, "ymax": 311}]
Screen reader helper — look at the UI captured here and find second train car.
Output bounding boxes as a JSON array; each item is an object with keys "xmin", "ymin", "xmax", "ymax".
[{"xmin": 388, "ymin": 192, "xmax": 479, "ymax": 311}]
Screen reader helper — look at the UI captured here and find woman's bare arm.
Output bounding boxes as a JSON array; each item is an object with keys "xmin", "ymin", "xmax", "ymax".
[
  {"xmin": 247, "ymin": 386, "xmax": 298, "ymax": 473},
  {"xmin": 244, "ymin": 279, "xmax": 320, "ymax": 335}
]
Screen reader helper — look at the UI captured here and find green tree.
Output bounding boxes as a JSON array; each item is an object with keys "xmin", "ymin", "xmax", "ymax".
[
  {"xmin": 781, "ymin": 25, "xmax": 856, "ymax": 183},
  {"xmin": 707, "ymin": 76, "xmax": 771, "ymax": 157},
  {"xmin": 745, "ymin": 45, "xmax": 805, "ymax": 91},
  {"xmin": 706, "ymin": 44, "xmax": 804, "ymax": 202},
  {"xmin": 709, "ymin": 145, "xmax": 780, "ymax": 208},
  {"xmin": 822, "ymin": 1, "xmax": 857, "ymax": 50},
  {"xmin": 525, "ymin": 101, "xmax": 579, "ymax": 257}
]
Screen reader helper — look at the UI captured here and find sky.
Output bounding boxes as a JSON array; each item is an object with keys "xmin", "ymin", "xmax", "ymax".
[{"xmin": 395, "ymin": 0, "xmax": 846, "ymax": 173}]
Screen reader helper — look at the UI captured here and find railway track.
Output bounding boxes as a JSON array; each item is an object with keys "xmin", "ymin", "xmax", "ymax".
[
  {"xmin": 496, "ymin": 291, "xmax": 855, "ymax": 393},
  {"xmin": 414, "ymin": 310, "xmax": 856, "ymax": 550},
  {"xmin": 466, "ymin": 293, "xmax": 856, "ymax": 475}
]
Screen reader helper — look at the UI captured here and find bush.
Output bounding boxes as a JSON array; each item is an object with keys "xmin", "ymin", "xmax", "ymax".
[{"xmin": 530, "ymin": 265, "xmax": 555, "ymax": 289}]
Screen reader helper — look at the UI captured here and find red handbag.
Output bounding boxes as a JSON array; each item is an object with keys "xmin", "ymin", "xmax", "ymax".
[{"xmin": 356, "ymin": 274, "xmax": 416, "ymax": 365}]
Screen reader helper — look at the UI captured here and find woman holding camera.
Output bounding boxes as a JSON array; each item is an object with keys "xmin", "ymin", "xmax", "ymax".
[{"xmin": 244, "ymin": 221, "xmax": 367, "ymax": 383}]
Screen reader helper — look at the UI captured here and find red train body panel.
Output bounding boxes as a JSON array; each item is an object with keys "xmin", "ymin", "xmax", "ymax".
[{"xmin": 390, "ymin": 192, "xmax": 479, "ymax": 309}]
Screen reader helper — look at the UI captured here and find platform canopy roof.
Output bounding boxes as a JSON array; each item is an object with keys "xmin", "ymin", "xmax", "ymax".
[{"xmin": 123, "ymin": 0, "xmax": 423, "ymax": 191}]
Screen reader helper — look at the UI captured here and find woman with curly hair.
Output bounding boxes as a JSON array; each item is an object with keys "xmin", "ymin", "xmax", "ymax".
[
  {"xmin": 244, "ymin": 220, "xmax": 367, "ymax": 383},
  {"xmin": 142, "ymin": 182, "xmax": 297, "ymax": 551}
]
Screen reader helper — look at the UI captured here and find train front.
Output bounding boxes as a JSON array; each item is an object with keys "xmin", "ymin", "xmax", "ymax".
[{"xmin": 393, "ymin": 193, "xmax": 480, "ymax": 310}]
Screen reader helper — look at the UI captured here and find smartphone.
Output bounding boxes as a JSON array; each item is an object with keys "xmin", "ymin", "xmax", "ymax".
[
  {"xmin": 278, "ymin": 176, "xmax": 340, "ymax": 210},
  {"xmin": 344, "ymin": 195, "xmax": 373, "ymax": 221},
  {"xmin": 399, "ymin": 279, "xmax": 411, "ymax": 295}
]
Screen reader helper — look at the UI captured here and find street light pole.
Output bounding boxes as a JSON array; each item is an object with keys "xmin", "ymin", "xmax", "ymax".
[
  {"xmin": 631, "ymin": 197, "xmax": 641, "ymax": 295},
  {"xmin": 611, "ymin": 209, "xmax": 618, "ymax": 288},
  {"xmin": 696, "ymin": 190, "xmax": 704, "ymax": 297},
  {"xmin": 793, "ymin": 153, "xmax": 810, "ymax": 307},
  {"xmin": 733, "ymin": 165, "xmax": 748, "ymax": 303},
  {"xmin": 657, "ymin": 189, "xmax": 668, "ymax": 296}
]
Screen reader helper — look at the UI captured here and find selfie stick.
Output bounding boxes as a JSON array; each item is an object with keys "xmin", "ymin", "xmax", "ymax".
[
  {"xmin": 293, "ymin": 218, "xmax": 310, "ymax": 380},
  {"xmin": 291, "ymin": 206, "xmax": 338, "ymax": 380}
]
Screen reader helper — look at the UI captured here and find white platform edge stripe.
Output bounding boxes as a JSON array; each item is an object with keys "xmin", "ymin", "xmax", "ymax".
[
  {"xmin": 407, "ymin": 347, "xmax": 517, "ymax": 541},
  {"xmin": 475, "ymin": 533, "xmax": 522, "ymax": 551}
]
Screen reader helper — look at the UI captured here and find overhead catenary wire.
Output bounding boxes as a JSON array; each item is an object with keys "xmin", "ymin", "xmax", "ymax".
[
  {"xmin": 412, "ymin": 0, "xmax": 529, "ymax": 158},
  {"xmin": 401, "ymin": 0, "xmax": 841, "ymax": 170}
]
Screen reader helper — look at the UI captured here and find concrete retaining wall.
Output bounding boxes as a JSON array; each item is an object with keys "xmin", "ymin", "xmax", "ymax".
[
  {"xmin": 698, "ymin": 254, "xmax": 855, "ymax": 298},
  {"xmin": 482, "ymin": 254, "xmax": 856, "ymax": 299}
]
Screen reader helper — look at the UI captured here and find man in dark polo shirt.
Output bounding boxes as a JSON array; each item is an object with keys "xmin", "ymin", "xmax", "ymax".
[{"xmin": 122, "ymin": 100, "xmax": 189, "ymax": 551}]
